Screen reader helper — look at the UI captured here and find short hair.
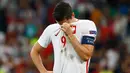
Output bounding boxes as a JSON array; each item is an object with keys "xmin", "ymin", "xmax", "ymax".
[{"xmin": 53, "ymin": 2, "xmax": 73, "ymax": 22}]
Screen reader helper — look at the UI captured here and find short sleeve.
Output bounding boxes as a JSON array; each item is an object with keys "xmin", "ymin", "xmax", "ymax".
[
  {"xmin": 38, "ymin": 26, "xmax": 51, "ymax": 48},
  {"xmin": 81, "ymin": 21, "xmax": 97, "ymax": 45}
]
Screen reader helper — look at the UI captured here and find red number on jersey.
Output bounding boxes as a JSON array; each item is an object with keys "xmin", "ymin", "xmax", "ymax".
[
  {"xmin": 61, "ymin": 36, "xmax": 66, "ymax": 47},
  {"xmin": 71, "ymin": 25, "xmax": 76, "ymax": 34}
]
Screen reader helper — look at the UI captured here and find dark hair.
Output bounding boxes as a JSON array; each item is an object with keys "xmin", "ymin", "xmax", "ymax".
[{"xmin": 53, "ymin": 2, "xmax": 73, "ymax": 22}]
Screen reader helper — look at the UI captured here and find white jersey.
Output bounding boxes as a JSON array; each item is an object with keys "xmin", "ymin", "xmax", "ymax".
[{"xmin": 38, "ymin": 20, "xmax": 97, "ymax": 73}]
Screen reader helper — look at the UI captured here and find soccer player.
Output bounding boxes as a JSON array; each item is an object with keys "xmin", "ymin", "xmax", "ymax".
[{"xmin": 30, "ymin": 2, "xmax": 97, "ymax": 73}]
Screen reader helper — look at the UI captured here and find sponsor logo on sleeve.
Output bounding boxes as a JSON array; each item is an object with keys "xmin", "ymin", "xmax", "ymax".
[{"xmin": 89, "ymin": 30, "xmax": 97, "ymax": 34}]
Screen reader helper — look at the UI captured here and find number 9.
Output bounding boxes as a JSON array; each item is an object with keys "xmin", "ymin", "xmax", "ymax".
[{"xmin": 61, "ymin": 36, "xmax": 66, "ymax": 47}]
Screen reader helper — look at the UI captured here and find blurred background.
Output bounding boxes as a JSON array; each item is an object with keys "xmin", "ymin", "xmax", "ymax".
[{"xmin": 0, "ymin": 0, "xmax": 130, "ymax": 73}]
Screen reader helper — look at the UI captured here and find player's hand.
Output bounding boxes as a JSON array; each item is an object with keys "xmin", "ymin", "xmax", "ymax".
[
  {"xmin": 46, "ymin": 71, "xmax": 53, "ymax": 73},
  {"xmin": 61, "ymin": 22, "xmax": 73, "ymax": 36},
  {"xmin": 41, "ymin": 71, "xmax": 53, "ymax": 73}
]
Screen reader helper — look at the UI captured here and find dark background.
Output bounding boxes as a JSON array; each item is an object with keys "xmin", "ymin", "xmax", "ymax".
[{"xmin": 0, "ymin": 0, "xmax": 130, "ymax": 73}]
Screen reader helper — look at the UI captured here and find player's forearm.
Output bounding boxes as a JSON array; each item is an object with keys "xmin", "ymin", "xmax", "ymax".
[
  {"xmin": 30, "ymin": 50, "xmax": 47, "ymax": 73},
  {"xmin": 67, "ymin": 34, "xmax": 92, "ymax": 61}
]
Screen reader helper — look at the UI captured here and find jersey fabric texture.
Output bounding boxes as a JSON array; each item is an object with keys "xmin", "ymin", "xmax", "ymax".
[{"xmin": 38, "ymin": 20, "xmax": 97, "ymax": 73}]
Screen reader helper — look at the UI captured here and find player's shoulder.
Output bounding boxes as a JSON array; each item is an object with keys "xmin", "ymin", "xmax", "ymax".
[
  {"xmin": 45, "ymin": 23, "xmax": 60, "ymax": 30},
  {"xmin": 79, "ymin": 19, "xmax": 95, "ymax": 25},
  {"xmin": 78, "ymin": 19, "xmax": 96, "ymax": 29}
]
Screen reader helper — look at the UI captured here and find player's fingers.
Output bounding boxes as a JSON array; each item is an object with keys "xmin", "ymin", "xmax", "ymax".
[
  {"xmin": 61, "ymin": 24, "xmax": 65, "ymax": 28},
  {"xmin": 47, "ymin": 71, "xmax": 53, "ymax": 73},
  {"xmin": 61, "ymin": 25, "xmax": 67, "ymax": 30},
  {"xmin": 62, "ymin": 22, "xmax": 68, "ymax": 25},
  {"xmin": 61, "ymin": 28, "xmax": 66, "ymax": 32},
  {"xmin": 62, "ymin": 23, "xmax": 70, "ymax": 28},
  {"xmin": 61, "ymin": 25, "xmax": 69, "ymax": 29},
  {"xmin": 61, "ymin": 25, "xmax": 63, "ymax": 28}
]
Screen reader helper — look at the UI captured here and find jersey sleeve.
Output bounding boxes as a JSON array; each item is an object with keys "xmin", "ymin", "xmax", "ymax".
[
  {"xmin": 81, "ymin": 21, "xmax": 97, "ymax": 45},
  {"xmin": 38, "ymin": 26, "xmax": 52, "ymax": 48}
]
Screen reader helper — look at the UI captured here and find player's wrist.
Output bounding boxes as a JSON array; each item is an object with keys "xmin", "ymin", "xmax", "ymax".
[
  {"xmin": 40, "ymin": 71, "xmax": 47, "ymax": 73},
  {"xmin": 67, "ymin": 33, "xmax": 73, "ymax": 37},
  {"xmin": 67, "ymin": 34, "xmax": 75, "ymax": 40},
  {"xmin": 40, "ymin": 69, "xmax": 47, "ymax": 73}
]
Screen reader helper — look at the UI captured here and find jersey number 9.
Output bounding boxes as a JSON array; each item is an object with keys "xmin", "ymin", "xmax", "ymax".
[{"xmin": 61, "ymin": 36, "xmax": 66, "ymax": 47}]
